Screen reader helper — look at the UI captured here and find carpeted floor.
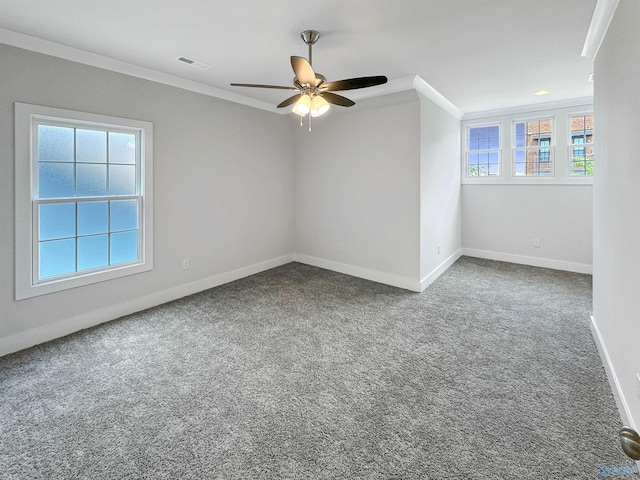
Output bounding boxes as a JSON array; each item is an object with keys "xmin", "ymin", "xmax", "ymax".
[{"xmin": 0, "ymin": 257, "xmax": 635, "ymax": 479}]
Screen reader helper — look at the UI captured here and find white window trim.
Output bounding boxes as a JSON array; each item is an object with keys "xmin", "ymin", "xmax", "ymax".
[
  {"xmin": 567, "ymin": 111, "xmax": 595, "ymax": 178},
  {"xmin": 461, "ymin": 103, "xmax": 594, "ymax": 185},
  {"xmin": 15, "ymin": 103, "xmax": 154, "ymax": 300},
  {"xmin": 464, "ymin": 121, "xmax": 503, "ymax": 178},
  {"xmin": 512, "ymin": 116, "xmax": 555, "ymax": 179}
]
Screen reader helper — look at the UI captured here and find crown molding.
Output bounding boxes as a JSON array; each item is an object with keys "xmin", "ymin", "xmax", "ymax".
[
  {"xmin": 1, "ymin": 28, "xmax": 464, "ymax": 119},
  {"xmin": 582, "ymin": 0, "xmax": 620, "ymax": 60},
  {"xmin": 0, "ymin": 28, "xmax": 279, "ymax": 113},
  {"xmin": 412, "ymin": 75, "xmax": 464, "ymax": 119},
  {"xmin": 462, "ymin": 96, "xmax": 593, "ymax": 120}
]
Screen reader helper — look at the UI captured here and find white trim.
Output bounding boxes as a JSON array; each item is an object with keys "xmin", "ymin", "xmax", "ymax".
[
  {"xmin": 420, "ymin": 249, "xmax": 463, "ymax": 292},
  {"xmin": 293, "ymin": 254, "xmax": 421, "ymax": 292},
  {"xmin": 413, "ymin": 75, "xmax": 464, "ymax": 119},
  {"xmin": 463, "ymin": 97, "xmax": 593, "ymax": 121},
  {"xmin": 581, "ymin": 0, "xmax": 620, "ymax": 60},
  {"xmin": 0, "ymin": 254, "xmax": 295, "ymax": 357},
  {"xmin": 0, "ymin": 28, "xmax": 279, "ymax": 114},
  {"xmin": 0, "ymin": 30, "xmax": 465, "ymax": 119},
  {"xmin": 589, "ymin": 315, "xmax": 635, "ymax": 429},
  {"xmin": 461, "ymin": 177, "xmax": 593, "ymax": 186},
  {"xmin": 15, "ymin": 102, "xmax": 154, "ymax": 300},
  {"xmin": 462, "ymin": 248, "xmax": 592, "ymax": 274}
]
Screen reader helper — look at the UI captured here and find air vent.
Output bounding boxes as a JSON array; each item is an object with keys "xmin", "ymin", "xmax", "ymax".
[{"xmin": 177, "ymin": 56, "xmax": 211, "ymax": 70}]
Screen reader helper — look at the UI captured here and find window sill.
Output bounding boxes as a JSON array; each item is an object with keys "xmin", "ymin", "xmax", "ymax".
[{"xmin": 461, "ymin": 177, "xmax": 593, "ymax": 186}]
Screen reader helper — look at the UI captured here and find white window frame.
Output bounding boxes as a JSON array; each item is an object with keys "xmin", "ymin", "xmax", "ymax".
[
  {"xmin": 15, "ymin": 103, "xmax": 154, "ymax": 300},
  {"xmin": 464, "ymin": 122, "xmax": 502, "ymax": 178},
  {"xmin": 460, "ymin": 102, "xmax": 594, "ymax": 185},
  {"xmin": 567, "ymin": 112, "xmax": 594, "ymax": 177},
  {"xmin": 512, "ymin": 116, "xmax": 555, "ymax": 179}
]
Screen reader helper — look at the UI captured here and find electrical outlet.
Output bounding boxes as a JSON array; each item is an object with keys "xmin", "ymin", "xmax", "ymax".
[
  {"xmin": 338, "ymin": 242, "xmax": 344, "ymax": 251},
  {"xmin": 532, "ymin": 239, "xmax": 541, "ymax": 248},
  {"xmin": 182, "ymin": 258, "xmax": 190, "ymax": 270},
  {"xmin": 636, "ymin": 373, "xmax": 640, "ymax": 401}
]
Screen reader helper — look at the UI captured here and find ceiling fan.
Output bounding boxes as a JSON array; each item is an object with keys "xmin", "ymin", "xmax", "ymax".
[{"xmin": 231, "ymin": 30, "xmax": 388, "ymax": 128}]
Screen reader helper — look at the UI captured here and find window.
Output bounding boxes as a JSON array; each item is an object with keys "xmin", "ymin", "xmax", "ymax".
[
  {"xmin": 15, "ymin": 103, "xmax": 153, "ymax": 300},
  {"xmin": 466, "ymin": 124, "xmax": 500, "ymax": 176},
  {"xmin": 569, "ymin": 114, "xmax": 594, "ymax": 176},
  {"xmin": 514, "ymin": 118, "xmax": 554, "ymax": 176}
]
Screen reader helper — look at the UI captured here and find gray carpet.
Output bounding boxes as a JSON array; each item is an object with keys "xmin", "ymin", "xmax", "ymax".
[{"xmin": 0, "ymin": 257, "xmax": 635, "ymax": 479}]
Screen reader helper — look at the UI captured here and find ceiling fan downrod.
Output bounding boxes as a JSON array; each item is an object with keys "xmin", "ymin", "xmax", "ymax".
[{"xmin": 301, "ymin": 30, "xmax": 320, "ymax": 67}]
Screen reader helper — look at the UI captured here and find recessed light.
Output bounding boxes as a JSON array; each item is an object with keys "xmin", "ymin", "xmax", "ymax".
[{"xmin": 534, "ymin": 90, "xmax": 550, "ymax": 96}]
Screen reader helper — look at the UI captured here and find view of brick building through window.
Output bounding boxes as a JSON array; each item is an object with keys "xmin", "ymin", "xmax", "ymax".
[
  {"xmin": 466, "ymin": 113, "xmax": 594, "ymax": 178},
  {"xmin": 570, "ymin": 114, "xmax": 594, "ymax": 176},
  {"xmin": 515, "ymin": 119, "xmax": 554, "ymax": 176}
]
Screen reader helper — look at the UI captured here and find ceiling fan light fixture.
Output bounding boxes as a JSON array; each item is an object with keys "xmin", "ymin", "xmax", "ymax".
[
  {"xmin": 310, "ymin": 96, "xmax": 330, "ymax": 117},
  {"xmin": 292, "ymin": 94, "xmax": 311, "ymax": 116}
]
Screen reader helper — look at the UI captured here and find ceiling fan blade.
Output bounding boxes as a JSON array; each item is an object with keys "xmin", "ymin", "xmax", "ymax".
[
  {"xmin": 321, "ymin": 92, "xmax": 356, "ymax": 107},
  {"xmin": 277, "ymin": 94, "xmax": 303, "ymax": 108},
  {"xmin": 291, "ymin": 56, "xmax": 316, "ymax": 86},
  {"xmin": 321, "ymin": 76, "xmax": 388, "ymax": 92},
  {"xmin": 231, "ymin": 83, "xmax": 298, "ymax": 90}
]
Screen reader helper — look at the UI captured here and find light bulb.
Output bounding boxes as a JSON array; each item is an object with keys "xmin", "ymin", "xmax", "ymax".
[
  {"xmin": 292, "ymin": 95, "xmax": 311, "ymax": 116},
  {"xmin": 310, "ymin": 96, "xmax": 330, "ymax": 117}
]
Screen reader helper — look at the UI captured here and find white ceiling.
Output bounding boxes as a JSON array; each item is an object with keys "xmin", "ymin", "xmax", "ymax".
[{"xmin": 0, "ymin": 0, "xmax": 596, "ymax": 114}]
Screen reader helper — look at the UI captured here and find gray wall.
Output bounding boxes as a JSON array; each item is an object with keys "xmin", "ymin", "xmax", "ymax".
[
  {"xmin": 419, "ymin": 93, "xmax": 461, "ymax": 283},
  {"xmin": 293, "ymin": 98, "xmax": 422, "ymax": 287},
  {"xmin": 593, "ymin": 0, "xmax": 640, "ymax": 428},
  {"xmin": 462, "ymin": 184, "xmax": 593, "ymax": 270},
  {"xmin": 0, "ymin": 44, "xmax": 295, "ymax": 352}
]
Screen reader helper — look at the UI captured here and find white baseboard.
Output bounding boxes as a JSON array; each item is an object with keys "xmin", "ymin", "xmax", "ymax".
[
  {"xmin": 0, "ymin": 254, "xmax": 295, "ymax": 357},
  {"xmin": 462, "ymin": 248, "xmax": 592, "ymax": 274},
  {"xmin": 589, "ymin": 315, "xmax": 635, "ymax": 429},
  {"xmin": 293, "ymin": 254, "xmax": 422, "ymax": 292},
  {"xmin": 420, "ymin": 249, "xmax": 463, "ymax": 292}
]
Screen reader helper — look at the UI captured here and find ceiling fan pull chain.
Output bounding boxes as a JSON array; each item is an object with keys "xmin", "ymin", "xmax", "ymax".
[{"xmin": 308, "ymin": 113, "xmax": 312, "ymax": 132}]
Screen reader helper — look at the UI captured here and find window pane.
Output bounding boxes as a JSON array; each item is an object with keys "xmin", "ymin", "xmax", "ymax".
[
  {"xmin": 110, "ymin": 230, "xmax": 138, "ymax": 264},
  {"xmin": 38, "ymin": 125, "xmax": 74, "ymax": 163},
  {"xmin": 78, "ymin": 201, "xmax": 108, "ymax": 236},
  {"xmin": 489, "ymin": 163, "xmax": 499, "ymax": 175},
  {"xmin": 469, "ymin": 127, "xmax": 479, "ymax": 140},
  {"xmin": 110, "ymin": 200, "xmax": 138, "ymax": 232},
  {"xmin": 38, "ymin": 163, "xmax": 74, "ymax": 198},
  {"xmin": 40, "ymin": 238, "xmax": 75, "ymax": 279},
  {"xmin": 489, "ymin": 126, "xmax": 499, "ymax": 138},
  {"xmin": 479, "ymin": 138, "xmax": 489, "ymax": 150},
  {"xmin": 109, "ymin": 165, "xmax": 136, "ymax": 195},
  {"xmin": 78, "ymin": 235, "xmax": 109, "ymax": 271},
  {"xmin": 76, "ymin": 129, "xmax": 107, "ymax": 163},
  {"xmin": 489, "ymin": 137, "xmax": 500, "ymax": 149},
  {"xmin": 109, "ymin": 132, "xmax": 136, "ymax": 164},
  {"xmin": 76, "ymin": 164, "xmax": 107, "ymax": 197},
  {"xmin": 469, "ymin": 138, "xmax": 479, "ymax": 151},
  {"xmin": 39, "ymin": 203, "xmax": 76, "ymax": 241},
  {"xmin": 477, "ymin": 127, "xmax": 489, "ymax": 139}
]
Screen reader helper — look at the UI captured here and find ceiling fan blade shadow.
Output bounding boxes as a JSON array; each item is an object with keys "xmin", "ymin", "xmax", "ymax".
[
  {"xmin": 322, "ymin": 76, "xmax": 388, "ymax": 92},
  {"xmin": 322, "ymin": 92, "xmax": 356, "ymax": 107},
  {"xmin": 291, "ymin": 56, "xmax": 316, "ymax": 86},
  {"xmin": 277, "ymin": 94, "xmax": 303, "ymax": 108},
  {"xmin": 231, "ymin": 83, "xmax": 299, "ymax": 90}
]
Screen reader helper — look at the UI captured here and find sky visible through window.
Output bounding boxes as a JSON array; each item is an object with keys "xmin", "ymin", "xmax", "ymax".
[{"xmin": 37, "ymin": 124, "xmax": 139, "ymax": 279}]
